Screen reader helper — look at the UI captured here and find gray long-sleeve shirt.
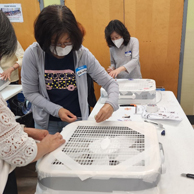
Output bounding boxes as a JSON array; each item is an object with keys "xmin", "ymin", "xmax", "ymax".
[
  {"xmin": 21, "ymin": 42, "xmax": 119, "ymax": 129},
  {"xmin": 110, "ymin": 37, "xmax": 142, "ymax": 79}
]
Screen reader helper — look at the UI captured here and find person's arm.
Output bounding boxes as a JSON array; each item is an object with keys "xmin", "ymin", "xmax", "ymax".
[
  {"xmin": 22, "ymin": 45, "xmax": 78, "ymax": 123},
  {"xmin": 24, "ymin": 127, "xmax": 65, "ymax": 162},
  {"xmin": 95, "ymin": 103, "xmax": 114, "ymax": 123},
  {"xmin": 21, "ymin": 45, "xmax": 63, "ymax": 118},
  {"xmin": 87, "ymin": 52, "xmax": 119, "ymax": 111},
  {"xmin": 110, "ymin": 48, "xmax": 116, "ymax": 69},
  {"xmin": 107, "ymin": 48, "xmax": 116, "ymax": 73},
  {"xmin": 0, "ymin": 41, "xmax": 24, "ymax": 81},
  {"xmin": 109, "ymin": 66, "xmax": 126, "ymax": 78},
  {"xmin": 22, "ymin": 128, "xmax": 65, "ymax": 162},
  {"xmin": 82, "ymin": 48, "xmax": 119, "ymax": 122},
  {"xmin": 0, "ymin": 95, "xmax": 65, "ymax": 166},
  {"xmin": 32, "ymin": 133, "xmax": 65, "ymax": 162},
  {"xmin": 15, "ymin": 41, "xmax": 24, "ymax": 67},
  {"xmin": 0, "ymin": 63, "xmax": 20, "ymax": 81},
  {"xmin": 24, "ymin": 127, "xmax": 49, "ymax": 141}
]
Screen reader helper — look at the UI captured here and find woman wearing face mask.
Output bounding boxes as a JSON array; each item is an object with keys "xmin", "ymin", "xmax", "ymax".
[
  {"xmin": 21, "ymin": 5, "xmax": 119, "ymax": 134},
  {"xmin": 105, "ymin": 20, "xmax": 142, "ymax": 79}
]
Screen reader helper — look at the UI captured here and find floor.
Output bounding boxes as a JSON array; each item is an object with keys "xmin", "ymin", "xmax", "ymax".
[{"xmin": 16, "ymin": 162, "xmax": 37, "ymax": 194}]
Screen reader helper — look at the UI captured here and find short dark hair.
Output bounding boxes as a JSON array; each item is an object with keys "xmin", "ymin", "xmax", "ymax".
[
  {"xmin": 0, "ymin": 11, "xmax": 17, "ymax": 58},
  {"xmin": 34, "ymin": 5, "xmax": 83, "ymax": 52},
  {"xmin": 105, "ymin": 20, "xmax": 130, "ymax": 47}
]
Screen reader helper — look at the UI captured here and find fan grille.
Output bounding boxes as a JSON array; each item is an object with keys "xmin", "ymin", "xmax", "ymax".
[{"xmin": 53, "ymin": 126, "xmax": 145, "ymax": 166}]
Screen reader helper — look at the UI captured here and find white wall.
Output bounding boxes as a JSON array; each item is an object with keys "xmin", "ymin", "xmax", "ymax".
[{"xmin": 181, "ymin": 0, "xmax": 194, "ymax": 114}]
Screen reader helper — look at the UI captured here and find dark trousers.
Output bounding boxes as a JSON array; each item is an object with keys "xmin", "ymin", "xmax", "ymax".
[
  {"xmin": 3, "ymin": 170, "xmax": 18, "ymax": 194},
  {"xmin": 8, "ymin": 81, "xmax": 20, "ymax": 115}
]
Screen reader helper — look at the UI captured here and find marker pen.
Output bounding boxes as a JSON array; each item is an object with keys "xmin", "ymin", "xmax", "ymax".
[{"xmin": 120, "ymin": 104, "xmax": 136, "ymax": 107}]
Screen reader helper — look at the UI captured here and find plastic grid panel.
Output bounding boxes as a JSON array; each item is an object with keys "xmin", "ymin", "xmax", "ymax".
[{"xmin": 59, "ymin": 126, "xmax": 145, "ymax": 166}]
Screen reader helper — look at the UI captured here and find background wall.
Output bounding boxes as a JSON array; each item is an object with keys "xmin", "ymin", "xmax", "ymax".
[
  {"xmin": 65, "ymin": 0, "xmax": 184, "ymax": 99},
  {"xmin": 65, "ymin": 0, "xmax": 124, "ymax": 98},
  {"xmin": 0, "ymin": 0, "xmax": 40, "ymax": 50},
  {"xmin": 180, "ymin": 0, "xmax": 194, "ymax": 114},
  {"xmin": 125, "ymin": 0, "xmax": 183, "ymax": 96},
  {"xmin": 0, "ymin": 0, "xmax": 60, "ymax": 48},
  {"xmin": 0, "ymin": 0, "xmax": 40, "ymax": 83},
  {"xmin": 1, "ymin": 0, "xmax": 184, "ymax": 101},
  {"xmin": 43, "ymin": 0, "xmax": 60, "ymax": 7}
]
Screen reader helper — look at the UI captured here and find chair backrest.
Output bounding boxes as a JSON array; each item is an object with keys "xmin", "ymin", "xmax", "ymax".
[{"xmin": 87, "ymin": 74, "xmax": 97, "ymax": 108}]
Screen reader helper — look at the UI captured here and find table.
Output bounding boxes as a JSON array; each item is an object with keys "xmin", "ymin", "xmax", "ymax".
[
  {"xmin": 88, "ymin": 91, "xmax": 194, "ymax": 194},
  {"xmin": 1, "ymin": 84, "xmax": 22, "ymax": 101}
]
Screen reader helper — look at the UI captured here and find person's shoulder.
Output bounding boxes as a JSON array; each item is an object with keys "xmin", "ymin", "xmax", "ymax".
[
  {"xmin": 24, "ymin": 42, "xmax": 43, "ymax": 56},
  {"xmin": 76, "ymin": 45, "xmax": 98, "ymax": 62},
  {"xmin": 76, "ymin": 45, "xmax": 91, "ymax": 58},
  {"xmin": 25, "ymin": 42, "xmax": 41, "ymax": 52},
  {"xmin": 130, "ymin": 37, "xmax": 139, "ymax": 43},
  {"xmin": 77, "ymin": 45, "xmax": 89, "ymax": 53},
  {"xmin": 109, "ymin": 45, "xmax": 116, "ymax": 52}
]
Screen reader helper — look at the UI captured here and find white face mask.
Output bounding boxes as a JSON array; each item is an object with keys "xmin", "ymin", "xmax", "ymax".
[
  {"xmin": 112, "ymin": 38, "xmax": 124, "ymax": 48},
  {"xmin": 50, "ymin": 45, "xmax": 73, "ymax": 56}
]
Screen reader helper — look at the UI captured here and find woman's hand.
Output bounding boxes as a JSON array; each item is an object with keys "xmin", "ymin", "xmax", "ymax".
[
  {"xmin": 40, "ymin": 133, "xmax": 65, "ymax": 153},
  {"xmin": 58, "ymin": 108, "xmax": 77, "ymax": 122},
  {"xmin": 24, "ymin": 128, "xmax": 49, "ymax": 141},
  {"xmin": 95, "ymin": 103, "xmax": 114, "ymax": 123},
  {"xmin": 33, "ymin": 133, "xmax": 65, "ymax": 162},
  {"xmin": 0, "ymin": 63, "xmax": 19, "ymax": 81},
  {"xmin": 109, "ymin": 66, "xmax": 126, "ymax": 78},
  {"xmin": 0, "ymin": 67, "xmax": 14, "ymax": 81},
  {"xmin": 107, "ymin": 66, "xmax": 114, "ymax": 73}
]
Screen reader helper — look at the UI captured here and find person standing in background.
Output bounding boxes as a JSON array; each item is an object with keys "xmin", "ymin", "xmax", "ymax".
[
  {"xmin": 0, "ymin": 40, "xmax": 24, "ymax": 115},
  {"xmin": 105, "ymin": 20, "xmax": 142, "ymax": 79},
  {"xmin": 0, "ymin": 40, "xmax": 24, "ymax": 83}
]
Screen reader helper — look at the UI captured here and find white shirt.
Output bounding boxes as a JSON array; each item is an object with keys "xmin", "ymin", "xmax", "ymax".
[
  {"xmin": 0, "ymin": 41, "xmax": 24, "ymax": 82},
  {"xmin": 0, "ymin": 94, "xmax": 37, "ymax": 194}
]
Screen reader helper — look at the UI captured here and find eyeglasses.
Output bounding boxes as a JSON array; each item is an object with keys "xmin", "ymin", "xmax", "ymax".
[{"xmin": 51, "ymin": 42, "xmax": 72, "ymax": 47}]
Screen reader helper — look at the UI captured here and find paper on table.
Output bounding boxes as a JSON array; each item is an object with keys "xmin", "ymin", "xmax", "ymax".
[
  {"xmin": 142, "ymin": 107, "xmax": 182, "ymax": 121},
  {"xmin": 106, "ymin": 106, "xmax": 136, "ymax": 121}
]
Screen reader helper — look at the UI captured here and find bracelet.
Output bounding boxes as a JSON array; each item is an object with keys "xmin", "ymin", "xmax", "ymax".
[{"xmin": 12, "ymin": 66, "xmax": 16, "ymax": 70}]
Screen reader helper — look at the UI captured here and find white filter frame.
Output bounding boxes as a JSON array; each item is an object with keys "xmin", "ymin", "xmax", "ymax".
[
  {"xmin": 37, "ymin": 121, "xmax": 161, "ymax": 183},
  {"xmin": 100, "ymin": 79, "xmax": 156, "ymax": 104},
  {"xmin": 116, "ymin": 79, "xmax": 156, "ymax": 92}
]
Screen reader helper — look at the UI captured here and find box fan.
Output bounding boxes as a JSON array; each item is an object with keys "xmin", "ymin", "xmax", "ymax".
[
  {"xmin": 100, "ymin": 79, "xmax": 156, "ymax": 105},
  {"xmin": 36, "ymin": 121, "xmax": 164, "ymax": 194}
]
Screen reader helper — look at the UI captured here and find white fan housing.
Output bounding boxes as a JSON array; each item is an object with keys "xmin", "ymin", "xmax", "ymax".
[{"xmin": 36, "ymin": 121, "xmax": 162, "ymax": 194}]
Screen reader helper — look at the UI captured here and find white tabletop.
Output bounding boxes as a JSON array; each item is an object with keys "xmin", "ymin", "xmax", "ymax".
[
  {"xmin": 89, "ymin": 91, "xmax": 194, "ymax": 194},
  {"xmin": 0, "ymin": 84, "xmax": 22, "ymax": 100}
]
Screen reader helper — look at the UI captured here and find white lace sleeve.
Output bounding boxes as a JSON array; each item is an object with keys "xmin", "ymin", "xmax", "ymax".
[{"xmin": 0, "ymin": 94, "xmax": 37, "ymax": 167}]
